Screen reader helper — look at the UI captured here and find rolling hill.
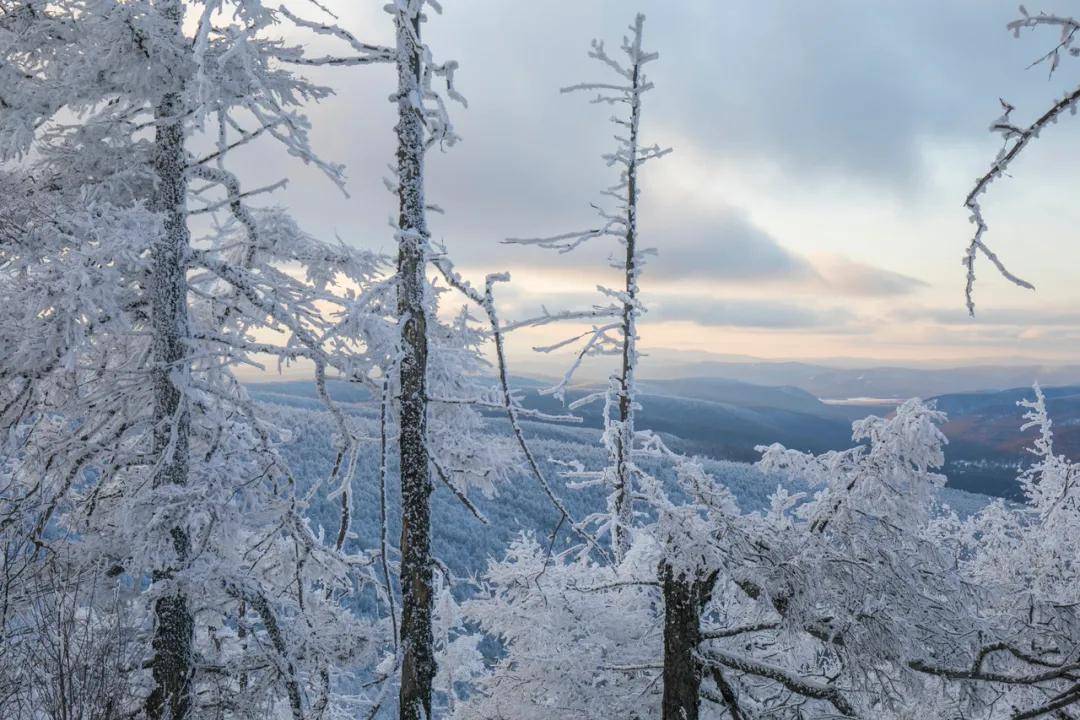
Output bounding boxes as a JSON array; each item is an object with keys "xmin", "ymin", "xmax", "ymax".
[
  {"xmin": 246, "ymin": 375, "xmax": 994, "ymax": 579},
  {"xmin": 249, "ymin": 376, "xmax": 1062, "ymax": 499}
]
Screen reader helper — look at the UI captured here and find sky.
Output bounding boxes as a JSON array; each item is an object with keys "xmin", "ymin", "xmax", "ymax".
[{"xmin": 229, "ymin": 0, "xmax": 1080, "ymax": 372}]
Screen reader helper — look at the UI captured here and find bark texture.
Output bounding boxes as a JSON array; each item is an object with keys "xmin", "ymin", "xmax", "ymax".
[
  {"xmin": 145, "ymin": 1, "xmax": 194, "ymax": 717},
  {"xmin": 661, "ymin": 562, "xmax": 714, "ymax": 720},
  {"xmin": 394, "ymin": 9, "xmax": 434, "ymax": 720}
]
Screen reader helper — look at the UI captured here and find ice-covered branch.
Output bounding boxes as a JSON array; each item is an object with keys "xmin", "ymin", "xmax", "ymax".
[
  {"xmin": 500, "ymin": 305, "xmax": 621, "ymax": 334},
  {"xmin": 698, "ymin": 650, "xmax": 856, "ymax": 717},
  {"xmin": 504, "ymin": 224, "xmax": 621, "ymax": 253},
  {"xmin": 909, "ymin": 655, "xmax": 1080, "ymax": 685},
  {"xmin": 535, "ymin": 323, "xmax": 621, "ymax": 403},
  {"xmin": 277, "ymin": 6, "xmax": 395, "ymax": 66},
  {"xmin": 959, "ymin": 9, "xmax": 1080, "ymax": 313},
  {"xmin": 1008, "ymin": 9, "xmax": 1080, "ymax": 75},
  {"xmin": 430, "ymin": 258, "xmax": 611, "ymax": 563}
]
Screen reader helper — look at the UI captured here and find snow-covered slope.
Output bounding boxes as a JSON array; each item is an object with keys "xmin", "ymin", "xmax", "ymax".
[{"xmin": 252, "ymin": 381, "xmax": 991, "ymax": 575}]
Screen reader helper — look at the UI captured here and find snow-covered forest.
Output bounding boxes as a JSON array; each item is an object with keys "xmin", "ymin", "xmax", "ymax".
[{"xmin": 3, "ymin": 2, "xmax": 1080, "ymax": 718}]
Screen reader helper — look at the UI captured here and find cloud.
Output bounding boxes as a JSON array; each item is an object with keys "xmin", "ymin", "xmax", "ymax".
[
  {"xmin": 813, "ymin": 255, "xmax": 928, "ymax": 297},
  {"xmin": 896, "ymin": 306, "xmax": 1080, "ymax": 327},
  {"xmin": 648, "ymin": 295, "xmax": 856, "ymax": 331},
  {"xmin": 216, "ymin": 1, "xmax": 1080, "ymax": 366},
  {"xmin": 652, "ymin": 1, "xmax": 1045, "ymax": 190},
  {"xmin": 641, "ymin": 204, "xmax": 816, "ymax": 283},
  {"xmin": 432, "ymin": 201, "xmax": 818, "ymax": 287},
  {"xmin": 244, "ymin": 0, "xmax": 1063, "ymax": 294},
  {"xmin": 482, "ymin": 280, "xmax": 860, "ymax": 332},
  {"xmin": 257, "ymin": 0, "xmax": 1050, "ymax": 259}
]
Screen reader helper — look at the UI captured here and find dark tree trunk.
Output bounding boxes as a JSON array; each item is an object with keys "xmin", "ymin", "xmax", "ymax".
[
  {"xmin": 144, "ymin": 2, "xmax": 194, "ymax": 717},
  {"xmin": 660, "ymin": 562, "xmax": 714, "ymax": 720},
  {"xmin": 612, "ymin": 21, "xmax": 645, "ymax": 562},
  {"xmin": 394, "ymin": 9, "xmax": 434, "ymax": 720}
]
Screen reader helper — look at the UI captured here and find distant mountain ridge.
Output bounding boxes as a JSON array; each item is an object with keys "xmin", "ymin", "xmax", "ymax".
[
  {"xmin": 930, "ymin": 385, "xmax": 1080, "ymax": 499},
  {"xmin": 245, "ymin": 380, "xmax": 992, "ymax": 577},
  {"xmin": 516, "ymin": 376, "xmax": 1076, "ymax": 500},
  {"xmin": 639, "ymin": 360, "xmax": 1080, "ymax": 400},
  {"xmin": 248, "ymin": 375, "xmax": 1054, "ymax": 500},
  {"xmin": 505, "ymin": 376, "xmax": 902, "ymax": 465},
  {"xmin": 511, "ymin": 379, "xmax": 1059, "ymax": 499}
]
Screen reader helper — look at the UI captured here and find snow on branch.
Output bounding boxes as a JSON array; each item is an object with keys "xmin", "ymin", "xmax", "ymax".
[
  {"xmin": 277, "ymin": 5, "xmax": 395, "ymax": 65},
  {"xmin": 500, "ymin": 305, "xmax": 621, "ymax": 334},
  {"xmin": 427, "ymin": 443, "xmax": 489, "ymax": 525},
  {"xmin": 960, "ymin": 8, "xmax": 1080, "ymax": 313},
  {"xmin": 430, "ymin": 257, "xmax": 612, "ymax": 563},
  {"xmin": 1009, "ymin": 7, "xmax": 1080, "ymax": 74},
  {"xmin": 909, "ymin": 649, "xmax": 1080, "ymax": 686},
  {"xmin": 698, "ymin": 650, "xmax": 856, "ymax": 717},
  {"xmin": 536, "ymin": 323, "xmax": 621, "ymax": 403},
  {"xmin": 504, "ymin": 224, "xmax": 621, "ymax": 253}
]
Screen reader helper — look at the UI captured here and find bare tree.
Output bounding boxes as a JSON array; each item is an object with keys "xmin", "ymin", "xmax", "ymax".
[
  {"xmin": 500, "ymin": 16, "xmax": 738, "ymax": 718},
  {"xmin": 505, "ymin": 12, "xmax": 669, "ymax": 563},
  {"xmin": 502, "ymin": 16, "xmax": 730, "ymax": 719},
  {"xmin": 281, "ymin": 4, "xmax": 518, "ymax": 717},
  {"xmin": 0, "ymin": 563, "xmax": 139, "ymax": 720}
]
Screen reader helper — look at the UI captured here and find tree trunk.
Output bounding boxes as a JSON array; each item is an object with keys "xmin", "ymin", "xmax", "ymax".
[
  {"xmin": 612, "ymin": 30, "xmax": 644, "ymax": 562},
  {"xmin": 394, "ymin": 9, "xmax": 434, "ymax": 720},
  {"xmin": 660, "ymin": 562, "xmax": 713, "ymax": 720},
  {"xmin": 145, "ymin": 1, "xmax": 194, "ymax": 717}
]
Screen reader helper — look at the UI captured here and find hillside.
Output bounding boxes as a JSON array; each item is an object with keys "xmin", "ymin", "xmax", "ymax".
[
  {"xmin": 512, "ymin": 377, "xmax": 1079, "ymax": 499},
  {"xmin": 249, "ymin": 379, "xmax": 991, "ymax": 577},
  {"xmin": 250, "ymin": 377, "xmax": 865, "ymax": 462},
  {"xmin": 249, "ymin": 376, "xmax": 1055, "ymax": 499},
  {"xmin": 637, "ymin": 358, "xmax": 1080, "ymax": 401},
  {"xmin": 931, "ymin": 385, "xmax": 1080, "ymax": 499}
]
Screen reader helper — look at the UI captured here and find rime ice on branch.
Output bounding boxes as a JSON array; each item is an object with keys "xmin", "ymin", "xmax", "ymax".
[
  {"xmin": 0, "ymin": 0, "xmax": 393, "ymax": 716},
  {"xmin": 505, "ymin": 12, "xmax": 670, "ymax": 562},
  {"xmin": 282, "ymin": 2, "xmax": 538, "ymax": 717},
  {"xmin": 911, "ymin": 384, "xmax": 1080, "ymax": 719},
  {"xmin": 961, "ymin": 7, "xmax": 1080, "ymax": 313}
]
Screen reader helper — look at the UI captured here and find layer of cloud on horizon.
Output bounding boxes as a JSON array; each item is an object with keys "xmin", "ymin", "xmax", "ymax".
[{"xmin": 648, "ymin": 296, "xmax": 859, "ymax": 331}]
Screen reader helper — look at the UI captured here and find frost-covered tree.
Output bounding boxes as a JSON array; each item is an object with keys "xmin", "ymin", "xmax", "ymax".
[
  {"xmin": 912, "ymin": 384, "xmax": 1080, "ymax": 719},
  {"xmin": 751, "ymin": 401, "xmax": 969, "ymax": 717},
  {"xmin": 492, "ymin": 15, "xmax": 789, "ymax": 718},
  {"xmin": 453, "ymin": 400, "xmax": 960, "ymax": 719},
  {"xmin": 906, "ymin": 10, "xmax": 1080, "ymax": 715},
  {"xmin": 281, "ymin": 3, "xmax": 560, "ymax": 717},
  {"xmin": 0, "ymin": 0, "xmax": 394, "ymax": 716},
  {"xmin": 505, "ymin": 13, "xmax": 670, "ymax": 561},
  {"xmin": 655, "ymin": 400, "xmax": 959, "ymax": 719},
  {"xmin": 0, "ymin": 556, "xmax": 141, "ymax": 719}
]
